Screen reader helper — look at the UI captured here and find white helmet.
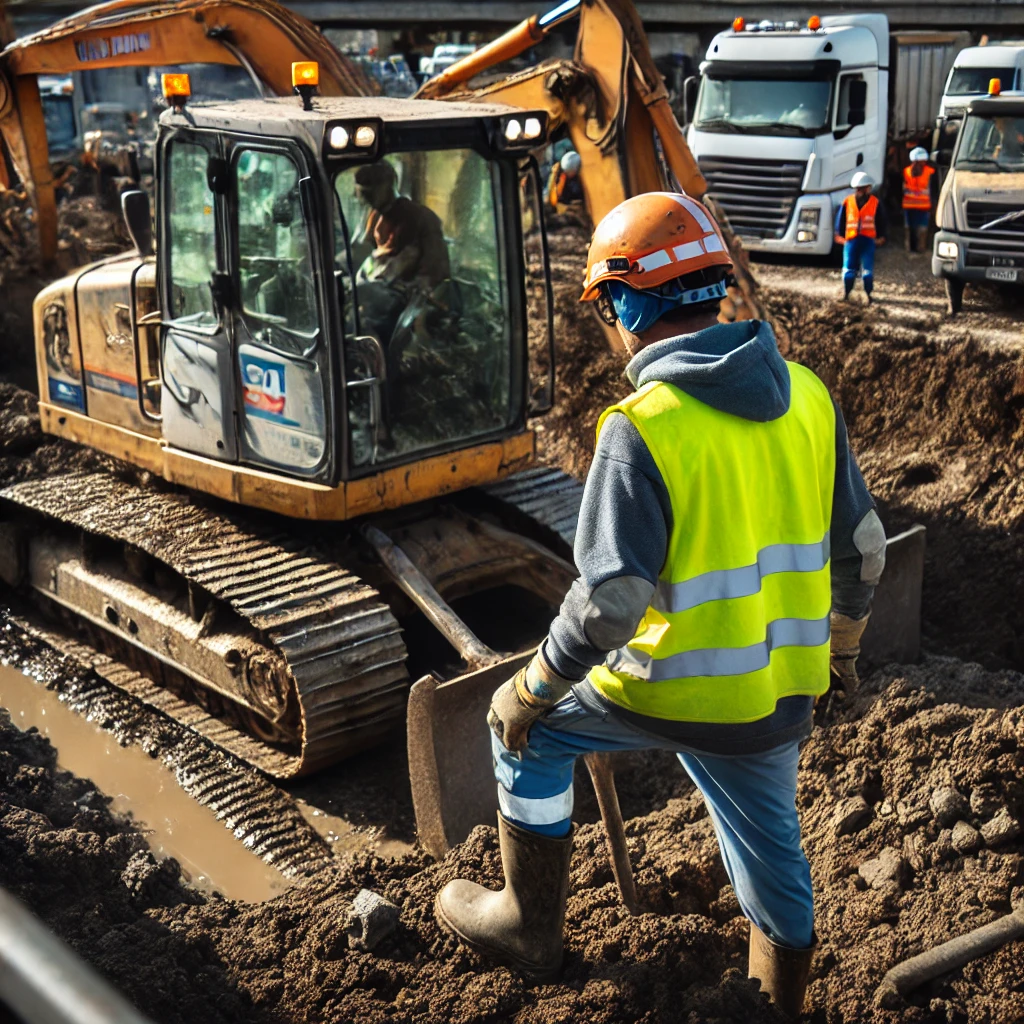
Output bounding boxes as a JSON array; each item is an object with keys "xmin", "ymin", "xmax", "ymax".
[
  {"xmin": 909, "ymin": 146, "xmax": 929, "ymax": 163},
  {"xmin": 560, "ymin": 151, "xmax": 582, "ymax": 175},
  {"xmin": 850, "ymin": 171, "xmax": 874, "ymax": 189}
]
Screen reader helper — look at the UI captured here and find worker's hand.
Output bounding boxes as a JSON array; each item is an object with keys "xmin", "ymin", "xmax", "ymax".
[
  {"xmin": 829, "ymin": 610, "xmax": 871, "ymax": 698},
  {"xmin": 487, "ymin": 650, "xmax": 574, "ymax": 754},
  {"xmin": 877, "ymin": 237, "xmax": 887, "ymax": 247},
  {"xmin": 834, "ymin": 234, "xmax": 845, "ymax": 246}
]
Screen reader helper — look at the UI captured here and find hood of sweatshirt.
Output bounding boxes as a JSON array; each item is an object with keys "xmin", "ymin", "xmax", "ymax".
[{"xmin": 625, "ymin": 319, "xmax": 791, "ymax": 423}]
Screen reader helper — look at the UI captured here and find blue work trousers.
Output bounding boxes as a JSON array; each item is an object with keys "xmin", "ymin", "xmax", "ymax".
[
  {"xmin": 492, "ymin": 690, "xmax": 815, "ymax": 949},
  {"xmin": 842, "ymin": 235, "xmax": 876, "ymax": 294}
]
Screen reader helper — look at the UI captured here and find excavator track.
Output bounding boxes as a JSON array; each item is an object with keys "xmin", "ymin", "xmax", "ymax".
[{"xmin": 0, "ymin": 465, "xmax": 585, "ymax": 778}]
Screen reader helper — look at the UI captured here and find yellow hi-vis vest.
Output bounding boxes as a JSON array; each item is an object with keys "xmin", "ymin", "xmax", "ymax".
[{"xmin": 588, "ymin": 361, "xmax": 836, "ymax": 723}]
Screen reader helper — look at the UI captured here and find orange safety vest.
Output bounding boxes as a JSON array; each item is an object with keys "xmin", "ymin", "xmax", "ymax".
[
  {"xmin": 902, "ymin": 164, "xmax": 934, "ymax": 211},
  {"xmin": 844, "ymin": 194, "xmax": 878, "ymax": 240}
]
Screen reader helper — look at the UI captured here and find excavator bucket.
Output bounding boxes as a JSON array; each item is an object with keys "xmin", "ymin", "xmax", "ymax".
[{"xmin": 407, "ymin": 651, "xmax": 533, "ymax": 859}]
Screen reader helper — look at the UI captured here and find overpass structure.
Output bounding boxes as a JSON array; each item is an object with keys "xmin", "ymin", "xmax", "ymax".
[{"xmin": 7, "ymin": 0, "xmax": 1024, "ymax": 35}]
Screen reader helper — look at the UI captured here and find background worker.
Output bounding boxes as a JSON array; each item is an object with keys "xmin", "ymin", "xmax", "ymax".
[
  {"xmin": 834, "ymin": 171, "xmax": 887, "ymax": 303},
  {"xmin": 902, "ymin": 146, "xmax": 935, "ymax": 254},
  {"xmin": 547, "ymin": 150, "xmax": 584, "ymax": 209},
  {"xmin": 436, "ymin": 193, "xmax": 886, "ymax": 1019}
]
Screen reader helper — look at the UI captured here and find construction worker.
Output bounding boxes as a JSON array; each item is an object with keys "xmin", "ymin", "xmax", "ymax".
[
  {"xmin": 547, "ymin": 150, "xmax": 583, "ymax": 209},
  {"xmin": 902, "ymin": 147, "xmax": 935, "ymax": 254},
  {"xmin": 834, "ymin": 171, "xmax": 887, "ymax": 303},
  {"xmin": 351, "ymin": 160, "xmax": 450, "ymax": 289},
  {"xmin": 435, "ymin": 193, "xmax": 886, "ymax": 1018}
]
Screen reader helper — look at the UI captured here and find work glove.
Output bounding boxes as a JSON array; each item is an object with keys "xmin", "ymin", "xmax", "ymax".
[
  {"xmin": 488, "ymin": 649, "xmax": 575, "ymax": 754},
  {"xmin": 829, "ymin": 610, "xmax": 871, "ymax": 697}
]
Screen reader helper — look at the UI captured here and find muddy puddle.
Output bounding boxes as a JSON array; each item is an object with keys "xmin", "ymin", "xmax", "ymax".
[{"xmin": 0, "ymin": 662, "xmax": 288, "ymax": 903}]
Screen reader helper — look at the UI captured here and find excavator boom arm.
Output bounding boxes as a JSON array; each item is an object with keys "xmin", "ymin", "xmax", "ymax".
[{"xmin": 0, "ymin": 0, "xmax": 374, "ymax": 260}]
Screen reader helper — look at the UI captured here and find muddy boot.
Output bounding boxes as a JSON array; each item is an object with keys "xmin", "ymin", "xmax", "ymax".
[
  {"xmin": 842, "ymin": 279, "xmax": 853, "ymax": 301},
  {"xmin": 435, "ymin": 815, "xmax": 573, "ymax": 982},
  {"xmin": 749, "ymin": 923, "xmax": 816, "ymax": 1019},
  {"xmin": 916, "ymin": 227, "xmax": 930, "ymax": 256}
]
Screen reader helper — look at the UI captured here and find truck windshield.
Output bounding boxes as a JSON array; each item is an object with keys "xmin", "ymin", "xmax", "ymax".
[
  {"xmin": 695, "ymin": 77, "xmax": 831, "ymax": 134},
  {"xmin": 946, "ymin": 68, "xmax": 1015, "ymax": 96},
  {"xmin": 334, "ymin": 149, "xmax": 512, "ymax": 468},
  {"xmin": 955, "ymin": 114, "xmax": 1024, "ymax": 171}
]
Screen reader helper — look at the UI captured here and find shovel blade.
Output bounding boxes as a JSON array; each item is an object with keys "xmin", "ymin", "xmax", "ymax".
[
  {"xmin": 407, "ymin": 651, "xmax": 533, "ymax": 859},
  {"xmin": 861, "ymin": 524, "xmax": 926, "ymax": 665}
]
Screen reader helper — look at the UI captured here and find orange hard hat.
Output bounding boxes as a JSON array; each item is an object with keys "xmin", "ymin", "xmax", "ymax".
[{"xmin": 581, "ymin": 192, "xmax": 732, "ymax": 302}]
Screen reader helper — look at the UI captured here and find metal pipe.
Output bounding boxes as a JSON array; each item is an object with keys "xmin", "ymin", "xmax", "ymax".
[
  {"xmin": 361, "ymin": 525, "xmax": 499, "ymax": 670},
  {"xmin": 0, "ymin": 886, "xmax": 154, "ymax": 1024}
]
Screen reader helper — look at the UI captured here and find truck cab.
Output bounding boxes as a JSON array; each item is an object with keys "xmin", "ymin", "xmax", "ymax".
[
  {"xmin": 687, "ymin": 14, "xmax": 888, "ymax": 257},
  {"xmin": 35, "ymin": 89, "xmax": 554, "ymax": 519},
  {"xmin": 939, "ymin": 46, "xmax": 1024, "ymax": 120},
  {"xmin": 931, "ymin": 92, "xmax": 1024, "ymax": 313}
]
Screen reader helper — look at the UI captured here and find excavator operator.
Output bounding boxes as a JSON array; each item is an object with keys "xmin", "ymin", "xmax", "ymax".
[
  {"xmin": 435, "ymin": 193, "xmax": 887, "ymax": 1019},
  {"xmin": 352, "ymin": 161, "xmax": 450, "ymax": 288}
]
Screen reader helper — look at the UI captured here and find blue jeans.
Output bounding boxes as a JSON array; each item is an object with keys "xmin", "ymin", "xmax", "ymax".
[
  {"xmin": 492, "ymin": 691, "xmax": 815, "ymax": 949},
  {"xmin": 843, "ymin": 235, "xmax": 876, "ymax": 294}
]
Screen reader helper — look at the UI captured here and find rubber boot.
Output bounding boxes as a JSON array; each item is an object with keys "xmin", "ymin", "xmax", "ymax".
[
  {"xmin": 843, "ymin": 278, "xmax": 853, "ymax": 301},
  {"xmin": 435, "ymin": 815, "xmax": 573, "ymax": 982},
  {"xmin": 749, "ymin": 923, "xmax": 817, "ymax": 1019},
  {"xmin": 916, "ymin": 227, "xmax": 930, "ymax": 256}
]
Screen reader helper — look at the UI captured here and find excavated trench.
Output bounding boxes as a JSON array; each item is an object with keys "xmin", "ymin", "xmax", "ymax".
[{"xmin": 0, "ymin": 216, "xmax": 1023, "ymax": 1021}]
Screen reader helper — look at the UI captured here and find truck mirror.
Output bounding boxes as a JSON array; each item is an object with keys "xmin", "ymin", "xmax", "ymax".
[
  {"xmin": 848, "ymin": 80, "xmax": 867, "ymax": 127},
  {"xmin": 121, "ymin": 190, "xmax": 153, "ymax": 257},
  {"xmin": 682, "ymin": 76, "xmax": 699, "ymax": 126}
]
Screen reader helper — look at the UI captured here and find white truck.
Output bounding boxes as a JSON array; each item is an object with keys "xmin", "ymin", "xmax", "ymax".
[
  {"xmin": 932, "ymin": 45, "xmax": 1024, "ymax": 167},
  {"xmin": 685, "ymin": 15, "xmax": 967, "ymax": 256}
]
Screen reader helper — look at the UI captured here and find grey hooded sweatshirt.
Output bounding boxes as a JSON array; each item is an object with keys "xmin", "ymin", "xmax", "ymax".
[{"xmin": 544, "ymin": 319, "xmax": 885, "ymax": 755}]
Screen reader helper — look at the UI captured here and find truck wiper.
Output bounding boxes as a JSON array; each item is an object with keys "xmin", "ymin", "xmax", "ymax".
[
  {"xmin": 981, "ymin": 208, "xmax": 1024, "ymax": 231},
  {"xmin": 753, "ymin": 121, "xmax": 815, "ymax": 135},
  {"xmin": 695, "ymin": 119, "xmax": 742, "ymax": 133}
]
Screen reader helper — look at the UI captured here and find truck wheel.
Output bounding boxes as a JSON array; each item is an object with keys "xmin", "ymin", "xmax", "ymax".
[{"xmin": 945, "ymin": 278, "xmax": 964, "ymax": 316}]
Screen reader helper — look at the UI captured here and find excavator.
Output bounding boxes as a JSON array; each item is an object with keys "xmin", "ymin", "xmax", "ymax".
[{"xmin": 0, "ymin": 0, "xmax": 920, "ymax": 857}]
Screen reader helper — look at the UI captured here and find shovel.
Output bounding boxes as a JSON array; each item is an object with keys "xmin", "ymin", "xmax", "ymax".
[
  {"xmin": 366, "ymin": 524, "xmax": 638, "ymax": 911},
  {"xmin": 407, "ymin": 658, "xmax": 639, "ymax": 913}
]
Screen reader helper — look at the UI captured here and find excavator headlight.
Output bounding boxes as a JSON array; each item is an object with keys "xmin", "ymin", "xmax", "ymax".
[
  {"xmin": 495, "ymin": 111, "xmax": 547, "ymax": 151},
  {"xmin": 322, "ymin": 118, "xmax": 383, "ymax": 163},
  {"xmin": 354, "ymin": 125, "xmax": 377, "ymax": 148}
]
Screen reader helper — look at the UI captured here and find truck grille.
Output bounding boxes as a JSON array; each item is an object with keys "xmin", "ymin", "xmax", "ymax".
[
  {"xmin": 965, "ymin": 202, "xmax": 1024, "ymax": 237},
  {"xmin": 698, "ymin": 157, "xmax": 807, "ymax": 239}
]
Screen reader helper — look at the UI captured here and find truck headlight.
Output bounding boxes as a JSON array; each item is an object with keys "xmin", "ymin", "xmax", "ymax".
[
  {"xmin": 937, "ymin": 241, "xmax": 959, "ymax": 259},
  {"xmin": 796, "ymin": 207, "xmax": 820, "ymax": 243}
]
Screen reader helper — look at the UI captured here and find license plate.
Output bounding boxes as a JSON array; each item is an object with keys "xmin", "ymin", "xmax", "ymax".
[{"xmin": 986, "ymin": 267, "xmax": 1019, "ymax": 282}]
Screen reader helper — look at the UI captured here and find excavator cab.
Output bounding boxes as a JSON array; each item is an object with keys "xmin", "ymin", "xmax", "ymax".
[{"xmin": 38, "ymin": 83, "xmax": 553, "ymax": 518}]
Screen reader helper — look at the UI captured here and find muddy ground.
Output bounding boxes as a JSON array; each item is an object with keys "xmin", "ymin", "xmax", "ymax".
[{"xmin": 0, "ymin": 213, "xmax": 1023, "ymax": 1022}]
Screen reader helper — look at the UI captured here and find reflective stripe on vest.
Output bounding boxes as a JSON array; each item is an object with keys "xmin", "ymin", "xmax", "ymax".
[
  {"xmin": 902, "ymin": 165, "xmax": 934, "ymax": 211},
  {"xmin": 588, "ymin": 362, "xmax": 836, "ymax": 724},
  {"xmin": 845, "ymin": 194, "xmax": 878, "ymax": 239}
]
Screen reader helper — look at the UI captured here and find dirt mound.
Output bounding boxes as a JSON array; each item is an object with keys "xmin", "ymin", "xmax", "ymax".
[{"xmin": 771, "ymin": 294, "xmax": 1024, "ymax": 670}]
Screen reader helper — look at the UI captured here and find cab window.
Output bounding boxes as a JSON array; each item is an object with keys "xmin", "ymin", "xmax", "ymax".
[
  {"xmin": 236, "ymin": 149, "xmax": 320, "ymax": 351},
  {"xmin": 166, "ymin": 138, "xmax": 218, "ymax": 328},
  {"xmin": 334, "ymin": 149, "xmax": 511, "ymax": 468}
]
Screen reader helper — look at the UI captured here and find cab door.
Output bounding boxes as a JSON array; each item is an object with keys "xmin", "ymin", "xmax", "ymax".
[
  {"xmin": 229, "ymin": 144, "xmax": 330, "ymax": 478},
  {"xmin": 160, "ymin": 132, "xmax": 237, "ymax": 460}
]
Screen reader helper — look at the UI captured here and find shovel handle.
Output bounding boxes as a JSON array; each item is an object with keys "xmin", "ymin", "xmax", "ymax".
[{"xmin": 584, "ymin": 751, "xmax": 639, "ymax": 915}]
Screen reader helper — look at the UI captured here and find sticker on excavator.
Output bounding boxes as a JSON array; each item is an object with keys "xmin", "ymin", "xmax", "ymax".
[{"xmin": 407, "ymin": 651, "xmax": 533, "ymax": 860}]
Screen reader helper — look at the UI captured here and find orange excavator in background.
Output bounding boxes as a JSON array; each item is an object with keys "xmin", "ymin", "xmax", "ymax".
[{"xmin": 0, "ymin": 0, "xmax": 807, "ymax": 861}]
